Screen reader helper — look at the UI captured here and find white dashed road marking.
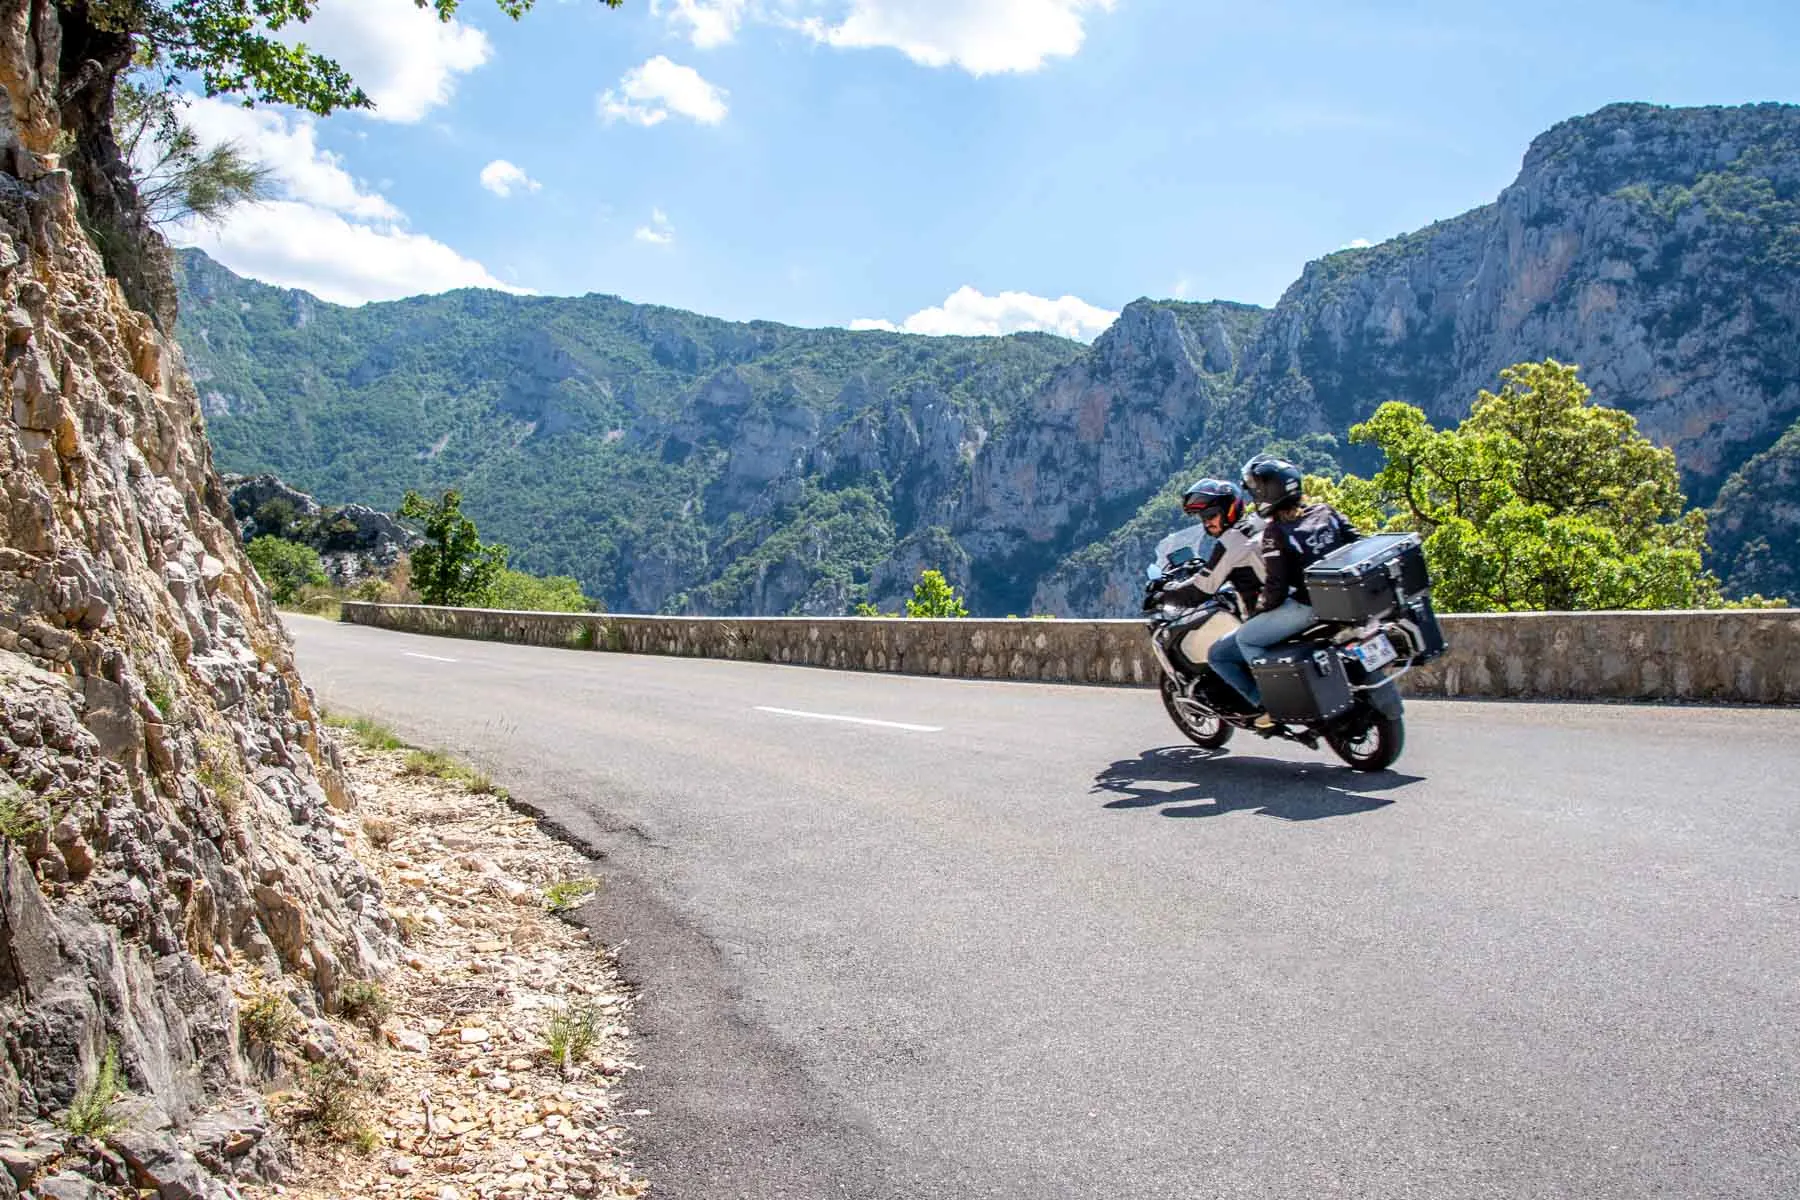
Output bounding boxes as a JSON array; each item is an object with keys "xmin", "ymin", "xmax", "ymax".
[
  {"xmin": 403, "ymin": 652, "xmax": 459, "ymax": 663},
  {"xmin": 754, "ymin": 706, "xmax": 942, "ymax": 733}
]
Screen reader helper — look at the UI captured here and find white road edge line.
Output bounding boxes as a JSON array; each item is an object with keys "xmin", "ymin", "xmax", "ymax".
[
  {"xmin": 753, "ymin": 706, "xmax": 942, "ymax": 734},
  {"xmin": 403, "ymin": 652, "xmax": 459, "ymax": 663}
]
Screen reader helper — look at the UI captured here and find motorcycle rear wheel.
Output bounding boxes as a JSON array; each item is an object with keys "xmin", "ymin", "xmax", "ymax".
[
  {"xmin": 1328, "ymin": 710, "xmax": 1405, "ymax": 772},
  {"xmin": 1160, "ymin": 678, "xmax": 1234, "ymax": 749}
]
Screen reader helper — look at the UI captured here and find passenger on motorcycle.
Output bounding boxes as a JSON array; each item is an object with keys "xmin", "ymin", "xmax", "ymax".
[{"xmin": 1207, "ymin": 458, "xmax": 1361, "ymax": 721}]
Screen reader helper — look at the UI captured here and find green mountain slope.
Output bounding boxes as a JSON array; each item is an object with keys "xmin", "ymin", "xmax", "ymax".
[
  {"xmin": 179, "ymin": 249, "xmax": 1085, "ymax": 613},
  {"xmin": 181, "ymin": 101, "xmax": 1800, "ymax": 614}
]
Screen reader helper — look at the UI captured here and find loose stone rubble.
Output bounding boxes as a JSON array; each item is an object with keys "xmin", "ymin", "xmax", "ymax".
[
  {"xmin": 245, "ymin": 737, "xmax": 648, "ymax": 1200},
  {"xmin": 0, "ymin": 732, "xmax": 647, "ymax": 1200}
]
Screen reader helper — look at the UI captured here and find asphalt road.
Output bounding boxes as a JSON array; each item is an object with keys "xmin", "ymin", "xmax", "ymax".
[{"xmin": 289, "ymin": 617, "xmax": 1800, "ymax": 1200}]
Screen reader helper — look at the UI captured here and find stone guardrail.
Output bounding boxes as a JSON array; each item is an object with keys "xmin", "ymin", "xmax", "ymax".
[{"xmin": 338, "ymin": 603, "xmax": 1800, "ymax": 705}]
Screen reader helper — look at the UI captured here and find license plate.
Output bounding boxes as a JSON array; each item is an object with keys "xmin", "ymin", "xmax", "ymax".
[{"xmin": 1350, "ymin": 633, "xmax": 1397, "ymax": 670}]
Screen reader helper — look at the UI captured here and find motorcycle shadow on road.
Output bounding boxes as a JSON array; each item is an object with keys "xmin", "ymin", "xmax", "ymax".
[{"xmin": 1091, "ymin": 746, "xmax": 1423, "ymax": 822}]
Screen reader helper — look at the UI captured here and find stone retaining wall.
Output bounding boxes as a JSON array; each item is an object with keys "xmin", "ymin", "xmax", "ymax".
[{"xmin": 339, "ymin": 603, "xmax": 1800, "ymax": 705}]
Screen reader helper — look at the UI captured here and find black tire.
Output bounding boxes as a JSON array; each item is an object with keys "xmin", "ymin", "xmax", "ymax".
[
  {"xmin": 1160, "ymin": 678, "xmax": 1234, "ymax": 750},
  {"xmin": 1328, "ymin": 710, "xmax": 1405, "ymax": 772}
]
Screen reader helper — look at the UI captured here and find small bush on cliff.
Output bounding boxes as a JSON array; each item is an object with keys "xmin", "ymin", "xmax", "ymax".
[
  {"xmin": 1309, "ymin": 360, "xmax": 1721, "ymax": 612},
  {"xmin": 298, "ymin": 1060, "xmax": 377, "ymax": 1151},
  {"xmin": 336, "ymin": 981, "xmax": 392, "ymax": 1033},
  {"xmin": 0, "ymin": 777, "xmax": 43, "ymax": 842},
  {"xmin": 62, "ymin": 1043, "xmax": 125, "ymax": 1138},
  {"xmin": 241, "ymin": 984, "xmax": 301, "ymax": 1047},
  {"xmin": 114, "ymin": 79, "xmax": 273, "ymax": 228},
  {"xmin": 246, "ymin": 536, "xmax": 328, "ymax": 605}
]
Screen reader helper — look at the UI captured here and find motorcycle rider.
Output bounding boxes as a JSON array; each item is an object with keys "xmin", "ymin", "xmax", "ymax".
[
  {"xmin": 1207, "ymin": 457, "xmax": 1361, "ymax": 721},
  {"xmin": 1162, "ymin": 478, "xmax": 1266, "ymax": 607}
]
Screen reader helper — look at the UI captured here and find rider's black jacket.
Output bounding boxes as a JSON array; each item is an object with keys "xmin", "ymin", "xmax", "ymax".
[{"xmin": 1257, "ymin": 503, "xmax": 1359, "ymax": 613}]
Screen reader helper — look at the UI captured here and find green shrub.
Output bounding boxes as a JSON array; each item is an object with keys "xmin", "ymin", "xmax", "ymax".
[
  {"xmin": 479, "ymin": 567, "xmax": 593, "ymax": 613},
  {"xmin": 246, "ymin": 536, "xmax": 328, "ymax": 605},
  {"xmin": 0, "ymin": 778, "xmax": 43, "ymax": 841},
  {"xmin": 298, "ymin": 1060, "xmax": 375, "ymax": 1149},
  {"xmin": 543, "ymin": 877, "xmax": 598, "ymax": 913},
  {"xmin": 905, "ymin": 569, "xmax": 968, "ymax": 618},
  {"xmin": 240, "ymin": 985, "xmax": 301, "ymax": 1047},
  {"xmin": 336, "ymin": 980, "xmax": 391, "ymax": 1033},
  {"xmin": 544, "ymin": 1001, "xmax": 603, "ymax": 1070},
  {"xmin": 325, "ymin": 713, "xmax": 406, "ymax": 751},
  {"xmin": 62, "ymin": 1043, "xmax": 125, "ymax": 1137}
]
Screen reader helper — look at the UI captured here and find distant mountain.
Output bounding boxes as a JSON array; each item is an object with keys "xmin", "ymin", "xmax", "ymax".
[
  {"xmin": 178, "ymin": 101, "xmax": 1800, "ymax": 614},
  {"xmin": 176, "ymin": 253, "xmax": 1086, "ymax": 614}
]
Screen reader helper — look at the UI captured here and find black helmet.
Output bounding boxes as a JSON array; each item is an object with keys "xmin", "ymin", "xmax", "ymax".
[
  {"xmin": 1242, "ymin": 457, "xmax": 1304, "ymax": 513},
  {"xmin": 1180, "ymin": 478, "xmax": 1243, "ymax": 526}
]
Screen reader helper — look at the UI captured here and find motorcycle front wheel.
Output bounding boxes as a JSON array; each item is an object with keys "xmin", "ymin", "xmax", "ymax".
[
  {"xmin": 1160, "ymin": 677, "xmax": 1234, "ymax": 749},
  {"xmin": 1327, "ymin": 710, "xmax": 1405, "ymax": 772}
]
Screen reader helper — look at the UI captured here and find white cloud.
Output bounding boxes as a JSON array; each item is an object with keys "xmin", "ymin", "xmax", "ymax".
[
  {"xmin": 795, "ymin": 0, "xmax": 1117, "ymax": 75},
  {"xmin": 634, "ymin": 208, "xmax": 676, "ymax": 245},
  {"xmin": 654, "ymin": 0, "xmax": 750, "ymax": 48},
  {"xmin": 181, "ymin": 98, "xmax": 399, "ymax": 220},
  {"xmin": 168, "ymin": 92, "xmax": 523, "ymax": 305},
  {"xmin": 480, "ymin": 159, "xmax": 541, "ymax": 198},
  {"xmin": 287, "ymin": 0, "xmax": 491, "ymax": 123},
  {"xmin": 851, "ymin": 286, "xmax": 1117, "ymax": 341},
  {"xmin": 599, "ymin": 56, "xmax": 730, "ymax": 126},
  {"xmin": 1339, "ymin": 238, "xmax": 1375, "ymax": 250},
  {"xmin": 175, "ymin": 201, "xmax": 525, "ymax": 306}
]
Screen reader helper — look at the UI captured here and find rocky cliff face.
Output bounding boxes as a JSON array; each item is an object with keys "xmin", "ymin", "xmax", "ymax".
[
  {"xmin": 952, "ymin": 300, "xmax": 1266, "ymax": 614},
  {"xmin": 224, "ymin": 473, "xmax": 420, "ymax": 587},
  {"xmin": 1706, "ymin": 416, "xmax": 1800, "ymax": 600},
  {"xmin": 1243, "ymin": 103, "xmax": 1800, "ymax": 482},
  {"xmin": 1031, "ymin": 102, "xmax": 1800, "ymax": 614},
  {"xmin": 1, "ymin": 10, "xmax": 392, "ymax": 1195}
]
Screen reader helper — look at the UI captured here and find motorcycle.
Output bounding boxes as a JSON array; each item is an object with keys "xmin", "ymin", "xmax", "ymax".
[{"xmin": 1141, "ymin": 533, "xmax": 1448, "ymax": 772}]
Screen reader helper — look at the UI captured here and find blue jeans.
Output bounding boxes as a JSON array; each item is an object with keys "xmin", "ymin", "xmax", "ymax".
[{"xmin": 1207, "ymin": 599, "xmax": 1317, "ymax": 707}]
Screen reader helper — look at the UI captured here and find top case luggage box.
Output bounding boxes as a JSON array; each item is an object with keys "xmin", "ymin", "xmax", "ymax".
[{"xmin": 1303, "ymin": 533, "xmax": 1431, "ymax": 623}]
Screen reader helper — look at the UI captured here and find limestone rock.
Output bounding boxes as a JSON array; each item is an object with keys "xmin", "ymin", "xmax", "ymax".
[{"xmin": 0, "ymin": 9, "xmax": 397, "ymax": 1200}]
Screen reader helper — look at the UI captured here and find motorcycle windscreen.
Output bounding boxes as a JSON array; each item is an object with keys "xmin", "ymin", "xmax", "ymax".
[{"xmin": 1152, "ymin": 526, "xmax": 1216, "ymax": 575}]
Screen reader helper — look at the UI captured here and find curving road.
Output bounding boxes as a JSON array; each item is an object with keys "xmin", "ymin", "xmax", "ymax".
[{"xmin": 289, "ymin": 617, "xmax": 1800, "ymax": 1200}]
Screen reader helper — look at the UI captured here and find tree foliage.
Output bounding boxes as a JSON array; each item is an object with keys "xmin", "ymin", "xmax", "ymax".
[
  {"xmin": 113, "ymin": 78, "xmax": 272, "ymax": 226},
  {"xmin": 905, "ymin": 569, "xmax": 969, "ymax": 618},
  {"xmin": 398, "ymin": 490, "xmax": 507, "ymax": 607},
  {"xmin": 479, "ymin": 568, "xmax": 593, "ymax": 613},
  {"xmin": 245, "ymin": 534, "xmax": 326, "ymax": 603},
  {"xmin": 1308, "ymin": 360, "xmax": 1720, "ymax": 612},
  {"xmin": 84, "ymin": 0, "xmax": 621, "ymax": 117}
]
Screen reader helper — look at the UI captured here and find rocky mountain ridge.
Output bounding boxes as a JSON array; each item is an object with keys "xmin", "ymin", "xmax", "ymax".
[{"xmin": 178, "ymin": 100, "xmax": 1800, "ymax": 615}]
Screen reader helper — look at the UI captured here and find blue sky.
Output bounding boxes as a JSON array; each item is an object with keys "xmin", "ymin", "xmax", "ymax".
[{"xmin": 174, "ymin": 0, "xmax": 1800, "ymax": 338}]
